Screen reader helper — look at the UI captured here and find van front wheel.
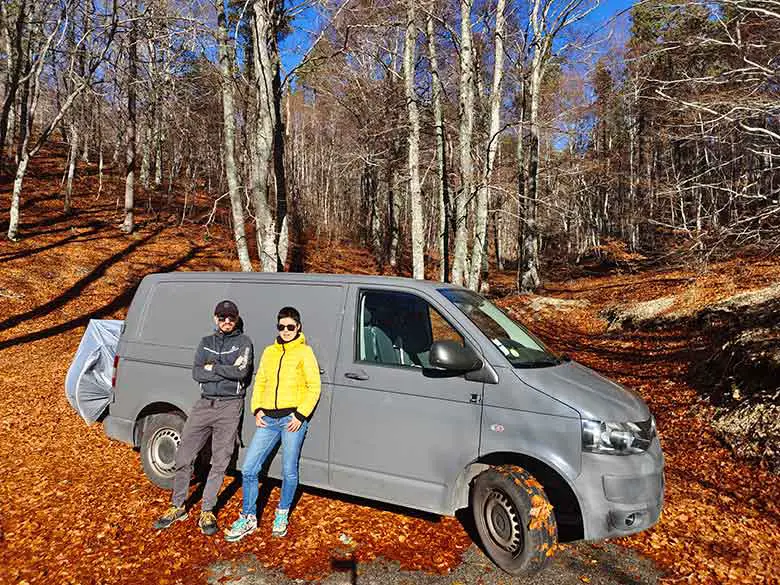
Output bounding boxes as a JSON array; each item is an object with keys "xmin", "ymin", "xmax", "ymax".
[
  {"xmin": 140, "ymin": 412, "xmax": 185, "ymax": 489},
  {"xmin": 471, "ymin": 465, "xmax": 558, "ymax": 575}
]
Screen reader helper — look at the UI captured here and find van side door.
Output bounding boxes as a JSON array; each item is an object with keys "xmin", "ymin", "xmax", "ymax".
[
  {"xmin": 228, "ymin": 281, "xmax": 347, "ymax": 488},
  {"xmin": 331, "ymin": 286, "xmax": 483, "ymax": 514}
]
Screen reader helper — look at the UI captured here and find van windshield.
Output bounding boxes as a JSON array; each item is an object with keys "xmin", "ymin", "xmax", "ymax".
[{"xmin": 439, "ymin": 289, "xmax": 560, "ymax": 368}]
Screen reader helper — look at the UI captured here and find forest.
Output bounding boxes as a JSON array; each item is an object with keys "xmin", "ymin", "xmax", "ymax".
[
  {"xmin": 0, "ymin": 0, "xmax": 778, "ymax": 584},
  {"xmin": 2, "ymin": 0, "xmax": 777, "ymax": 283}
]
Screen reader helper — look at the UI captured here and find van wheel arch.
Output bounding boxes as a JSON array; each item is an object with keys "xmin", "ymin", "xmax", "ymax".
[
  {"xmin": 471, "ymin": 465, "xmax": 558, "ymax": 575},
  {"xmin": 453, "ymin": 453, "xmax": 584, "ymax": 543},
  {"xmin": 136, "ymin": 404, "xmax": 211, "ymax": 490},
  {"xmin": 134, "ymin": 403, "xmax": 186, "ymax": 448}
]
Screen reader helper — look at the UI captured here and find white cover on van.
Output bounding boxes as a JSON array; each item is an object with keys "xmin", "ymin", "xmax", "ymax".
[{"xmin": 65, "ymin": 319, "xmax": 123, "ymax": 425}]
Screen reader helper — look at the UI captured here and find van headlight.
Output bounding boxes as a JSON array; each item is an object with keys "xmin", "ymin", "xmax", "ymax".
[{"xmin": 582, "ymin": 417, "xmax": 655, "ymax": 455}]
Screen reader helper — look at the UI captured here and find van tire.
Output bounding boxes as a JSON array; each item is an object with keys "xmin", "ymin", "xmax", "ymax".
[
  {"xmin": 471, "ymin": 465, "xmax": 558, "ymax": 575},
  {"xmin": 140, "ymin": 412, "xmax": 186, "ymax": 490}
]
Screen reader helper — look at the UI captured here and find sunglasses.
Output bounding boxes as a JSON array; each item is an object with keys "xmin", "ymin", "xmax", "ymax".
[
  {"xmin": 217, "ymin": 315, "xmax": 237, "ymax": 323},
  {"xmin": 277, "ymin": 323, "xmax": 298, "ymax": 331}
]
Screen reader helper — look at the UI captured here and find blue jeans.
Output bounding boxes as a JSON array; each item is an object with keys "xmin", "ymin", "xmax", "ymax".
[{"xmin": 241, "ymin": 414, "xmax": 309, "ymax": 515}]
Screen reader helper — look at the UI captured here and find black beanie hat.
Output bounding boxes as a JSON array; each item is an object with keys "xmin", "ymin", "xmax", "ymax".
[{"xmin": 214, "ymin": 299, "xmax": 239, "ymax": 317}]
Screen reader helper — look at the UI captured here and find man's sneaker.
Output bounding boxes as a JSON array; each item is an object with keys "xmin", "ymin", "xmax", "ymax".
[
  {"xmin": 224, "ymin": 513, "xmax": 257, "ymax": 542},
  {"xmin": 199, "ymin": 511, "xmax": 218, "ymax": 536},
  {"xmin": 153, "ymin": 505, "xmax": 187, "ymax": 530},
  {"xmin": 271, "ymin": 509, "xmax": 289, "ymax": 538}
]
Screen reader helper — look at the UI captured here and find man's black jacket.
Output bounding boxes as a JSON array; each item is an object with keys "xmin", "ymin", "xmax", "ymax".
[{"xmin": 192, "ymin": 323, "xmax": 254, "ymax": 399}]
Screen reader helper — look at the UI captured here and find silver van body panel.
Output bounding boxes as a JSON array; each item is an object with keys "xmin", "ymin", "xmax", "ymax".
[{"xmin": 515, "ymin": 362, "xmax": 651, "ymax": 422}]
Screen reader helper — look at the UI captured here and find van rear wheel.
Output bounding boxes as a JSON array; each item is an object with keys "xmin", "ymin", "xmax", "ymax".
[
  {"xmin": 471, "ymin": 465, "xmax": 558, "ymax": 575},
  {"xmin": 140, "ymin": 412, "xmax": 185, "ymax": 489}
]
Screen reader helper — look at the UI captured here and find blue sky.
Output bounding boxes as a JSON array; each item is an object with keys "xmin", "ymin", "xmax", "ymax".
[{"xmin": 279, "ymin": 0, "xmax": 638, "ymax": 76}]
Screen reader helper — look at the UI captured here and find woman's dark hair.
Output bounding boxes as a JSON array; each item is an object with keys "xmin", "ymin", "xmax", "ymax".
[{"xmin": 277, "ymin": 306, "xmax": 301, "ymax": 325}]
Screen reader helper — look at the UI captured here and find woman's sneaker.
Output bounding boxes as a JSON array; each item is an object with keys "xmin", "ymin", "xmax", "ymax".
[
  {"xmin": 224, "ymin": 514, "xmax": 257, "ymax": 542},
  {"xmin": 272, "ymin": 509, "xmax": 289, "ymax": 537}
]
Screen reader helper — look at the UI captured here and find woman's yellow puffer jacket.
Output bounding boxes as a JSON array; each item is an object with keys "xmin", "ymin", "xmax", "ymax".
[{"xmin": 251, "ymin": 333, "xmax": 321, "ymax": 419}]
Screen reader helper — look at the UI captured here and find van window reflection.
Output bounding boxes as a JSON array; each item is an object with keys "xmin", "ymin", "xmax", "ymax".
[
  {"xmin": 358, "ymin": 291, "xmax": 464, "ymax": 368},
  {"xmin": 439, "ymin": 289, "xmax": 559, "ymax": 368}
]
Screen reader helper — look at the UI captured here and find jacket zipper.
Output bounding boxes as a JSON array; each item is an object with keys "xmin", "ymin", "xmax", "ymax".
[{"xmin": 274, "ymin": 344, "xmax": 286, "ymax": 409}]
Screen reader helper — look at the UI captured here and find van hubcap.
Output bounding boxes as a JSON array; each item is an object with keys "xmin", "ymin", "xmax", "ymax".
[
  {"xmin": 149, "ymin": 428, "xmax": 181, "ymax": 476},
  {"xmin": 484, "ymin": 489, "xmax": 523, "ymax": 554}
]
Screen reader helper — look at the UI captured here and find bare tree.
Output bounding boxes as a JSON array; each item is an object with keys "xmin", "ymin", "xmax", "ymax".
[
  {"xmin": 453, "ymin": 0, "xmax": 475, "ymax": 286},
  {"xmin": 121, "ymin": 0, "xmax": 138, "ymax": 234},
  {"xmin": 404, "ymin": 0, "xmax": 424, "ymax": 279},
  {"xmin": 216, "ymin": 0, "xmax": 253, "ymax": 271},
  {"xmin": 468, "ymin": 0, "xmax": 506, "ymax": 290},
  {"xmin": 426, "ymin": 2, "xmax": 450, "ymax": 282}
]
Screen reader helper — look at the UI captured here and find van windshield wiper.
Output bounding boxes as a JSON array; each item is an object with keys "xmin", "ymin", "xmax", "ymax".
[{"xmin": 512, "ymin": 357, "xmax": 560, "ymax": 368}]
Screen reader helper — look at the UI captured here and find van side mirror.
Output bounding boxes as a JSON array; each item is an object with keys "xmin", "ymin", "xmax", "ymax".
[{"xmin": 429, "ymin": 341, "xmax": 482, "ymax": 372}]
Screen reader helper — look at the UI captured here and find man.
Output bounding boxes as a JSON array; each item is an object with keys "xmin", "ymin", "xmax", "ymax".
[{"xmin": 153, "ymin": 300, "xmax": 253, "ymax": 535}]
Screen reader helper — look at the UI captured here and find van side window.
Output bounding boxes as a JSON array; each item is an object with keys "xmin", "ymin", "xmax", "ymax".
[{"xmin": 358, "ymin": 291, "xmax": 464, "ymax": 368}]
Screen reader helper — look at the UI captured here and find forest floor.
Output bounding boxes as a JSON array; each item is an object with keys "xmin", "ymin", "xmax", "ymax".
[{"xmin": 0, "ymin": 153, "xmax": 779, "ymax": 584}]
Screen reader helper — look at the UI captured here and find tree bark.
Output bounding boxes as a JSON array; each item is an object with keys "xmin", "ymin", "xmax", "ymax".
[
  {"xmin": 453, "ymin": 0, "xmax": 474, "ymax": 286},
  {"xmin": 271, "ymin": 56, "xmax": 288, "ymax": 270},
  {"xmin": 251, "ymin": 0, "xmax": 278, "ymax": 272},
  {"xmin": 426, "ymin": 6, "xmax": 450, "ymax": 282},
  {"xmin": 0, "ymin": 0, "xmax": 25, "ymax": 164},
  {"xmin": 216, "ymin": 0, "xmax": 253, "ymax": 271},
  {"xmin": 121, "ymin": 1, "xmax": 138, "ymax": 234},
  {"xmin": 468, "ymin": 0, "xmax": 505, "ymax": 290},
  {"xmin": 64, "ymin": 121, "xmax": 78, "ymax": 214},
  {"xmin": 404, "ymin": 0, "xmax": 424, "ymax": 279}
]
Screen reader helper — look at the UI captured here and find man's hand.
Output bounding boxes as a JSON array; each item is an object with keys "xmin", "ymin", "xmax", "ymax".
[
  {"xmin": 204, "ymin": 363, "xmax": 214, "ymax": 371},
  {"xmin": 233, "ymin": 351, "xmax": 248, "ymax": 369},
  {"xmin": 286, "ymin": 416, "xmax": 302, "ymax": 433},
  {"xmin": 255, "ymin": 410, "xmax": 267, "ymax": 427}
]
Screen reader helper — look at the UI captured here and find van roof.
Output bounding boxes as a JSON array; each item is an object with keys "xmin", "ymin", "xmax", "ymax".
[{"xmin": 141, "ymin": 272, "xmax": 470, "ymax": 293}]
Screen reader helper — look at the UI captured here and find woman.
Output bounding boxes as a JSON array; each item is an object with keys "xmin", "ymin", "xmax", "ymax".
[{"xmin": 224, "ymin": 306, "xmax": 321, "ymax": 541}]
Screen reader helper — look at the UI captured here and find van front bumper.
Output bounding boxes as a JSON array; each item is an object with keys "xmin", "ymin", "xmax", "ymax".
[{"xmin": 575, "ymin": 437, "xmax": 664, "ymax": 540}]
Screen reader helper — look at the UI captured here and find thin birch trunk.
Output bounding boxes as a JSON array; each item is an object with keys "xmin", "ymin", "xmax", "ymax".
[
  {"xmin": 251, "ymin": 0, "xmax": 278, "ymax": 271},
  {"xmin": 468, "ymin": 0, "xmax": 505, "ymax": 290},
  {"xmin": 389, "ymin": 167, "xmax": 401, "ymax": 269},
  {"xmin": 216, "ymin": 0, "xmax": 253, "ymax": 271},
  {"xmin": 427, "ymin": 5, "xmax": 450, "ymax": 282},
  {"xmin": 404, "ymin": 0, "xmax": 424, "ymax": 279},
  {"xmin": 121, "ymin": 1, "xmax": 138, "ymax": 234},
  {"xmin": 453, "ymin": 0, "xmax": 474, "ymax": 286},
  {"xmin": 64, "ymin": 121, "xmax": 77, "ymax": 214}
]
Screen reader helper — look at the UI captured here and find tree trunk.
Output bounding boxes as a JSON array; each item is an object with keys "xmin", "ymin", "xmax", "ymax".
[
  {"xmin": 516, "ymin": 72, "xmax": 526, "ymax": 289},
  {"xmin": 216, "ymin": 0, "xmax": 253, "ymax": 271},
  {"xmin": 453, "ymin": 0, "xmax": 474, "ymax": 286},
  {"xmin": 251, "ymin": 0, "xmax": 278, "ymax": 272},
  {"xmin": 426, "ymin": 7, "xmax": 450, "ymax": 282},
  {"xmin": 121, "ymin": 2, "xmax": 138, "ymax": 234},
  {"xmin": 468, "ymin": 0, "xmax": 505, "ymax": 290},
  {"xmin": 519, "ymin": 60, "xmax": 542, "ymax": 292},
  {"xmin": 0, "ymin": 0, "xmax": 25, "ymax": 164},
  {"xmin": 272, "ymin": 59, "xmax": 288, "ymax": 271},
  {"xmin": 64, "ymin": 121, "xmax": 78, "ymax": 214},
  {"xmin": 389, "ymin": 166, "xmax": 401, "ymax": 270},
  {"xmin": 404, "ymin": 0, "xmax": 424, "ymax": 279}
]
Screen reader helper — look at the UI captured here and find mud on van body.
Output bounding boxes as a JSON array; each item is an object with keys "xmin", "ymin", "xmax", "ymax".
[{"xmin": 104, "ymin": 272, "xmax": 664, "ymax": 575}]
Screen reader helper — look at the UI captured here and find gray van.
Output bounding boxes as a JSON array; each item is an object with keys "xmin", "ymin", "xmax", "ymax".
[{"xmin": 104, "ymin": 272, "xmax": 664, "ymax": 574}]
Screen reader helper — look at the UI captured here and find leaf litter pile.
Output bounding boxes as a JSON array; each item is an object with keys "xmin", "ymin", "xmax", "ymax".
[{"xmin": 1, "ymin": 158, "xmax": 779, "ymax": 584}]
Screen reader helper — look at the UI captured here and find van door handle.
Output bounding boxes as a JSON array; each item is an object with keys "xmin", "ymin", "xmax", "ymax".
[{"xmin": 344, "ymin": 371, "xmax": 369, "ymax": 381}]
